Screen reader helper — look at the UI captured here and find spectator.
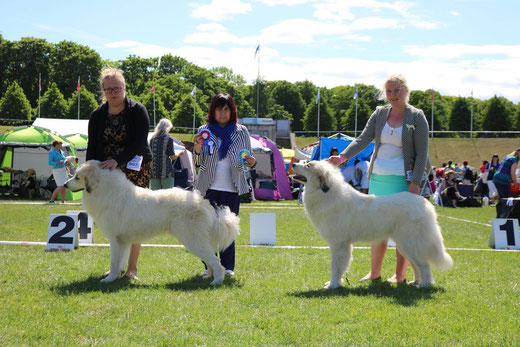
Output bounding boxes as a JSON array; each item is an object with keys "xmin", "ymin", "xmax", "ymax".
[
  {"xmin": 327, "ymin": 74, "xmax": 429, "ymax": 284},
  {"xmin": 428, "ymin": 173, "xmax": 437, "ymax": 194},
  {"xmin": 440, "ymin": 170, "xmax": 467, "ymax": 207},
  {"xmin": 454, "ymin": 163, "xmax": 463, "ymax": 181},
  {"xmin": 462, "ymin": 160, "xmax": 474, "ymax": 185},
  {"xmin": 149, "ymin": 118, "xmax": 184, "ymax": 190},
  {"xmin": 329, "ymin": 147, "xmax": 338, "ymax": 157},
  {"xmin": 194, "ymin": 93, "xmax": 256, "ymax": 278},
  {"xmin": 47, "ymin": 140, "xmax": 67, "ymax": 204},
  {"xmin": 486, "ymin": 154, "xmax": 500, "ymax": 202},
  {"xmin": 355, "ymin": 158, "xmax": 370, "ymax": 194},
  {"xmin": 341, "ymin": 162, "xmax": 359, "ymax": 188},
  {"xmin": 492, "ymin": 149, "xmax": 520, "ymax": 218},
  {"xmin": 86, "ymin": 66, "xmax": 153, "ymax": 280}
]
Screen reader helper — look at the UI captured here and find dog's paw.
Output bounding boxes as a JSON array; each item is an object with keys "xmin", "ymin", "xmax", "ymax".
[
  {"xmin": 323, "ymin": 280, "xmax": 342, "ymax": 289},
  {"xmin": 210, "ymin": 278, "xmax": 224, "ymax": 286},
  {"xmin": 100, "ymin": 275, "xmax": 117, "ymax": 283}
]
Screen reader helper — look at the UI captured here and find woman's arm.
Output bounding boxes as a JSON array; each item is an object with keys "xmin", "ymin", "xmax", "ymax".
[
  {"xmin": 114, "ymin": 103, "xmax": 150, "ymax": 166},
  {"xmin": 410, "ymin": 110, "xmax": 429, "ymax": 185},
  {"xmin": 511, "ymin": 162, "xmax": 518, "ymax": 185}
]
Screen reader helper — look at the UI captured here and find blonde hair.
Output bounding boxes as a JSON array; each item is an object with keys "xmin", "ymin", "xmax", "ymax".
[
  {"xmin": 380, "ymin": 74, "xmax": 410, "ymax": 104},
  {"xmin": 99, "ymin": 66, "xmax": 126, "ymax": 103}
]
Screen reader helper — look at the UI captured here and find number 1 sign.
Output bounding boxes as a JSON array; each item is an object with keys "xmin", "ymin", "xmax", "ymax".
[
  {"xmin": 46, "ymin": 214, "xmax": 78, "ymax": 251},
  {"xmin": 491, "ymin": 218, "xmax": 520, "ymax": 250}
]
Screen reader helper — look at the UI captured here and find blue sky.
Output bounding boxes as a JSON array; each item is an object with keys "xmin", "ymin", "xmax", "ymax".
[{"xmin": 1, "ymin": 0, "xmax": 519, "ymax": 102}]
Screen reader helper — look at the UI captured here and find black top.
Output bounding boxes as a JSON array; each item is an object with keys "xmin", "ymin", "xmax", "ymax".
[{"xmin": 86, "ymin": 97, "xmax": 152, "ymax": 165}]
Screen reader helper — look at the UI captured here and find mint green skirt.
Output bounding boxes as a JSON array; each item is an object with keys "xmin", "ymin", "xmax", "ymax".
[{"xmin": 368, "ymin": 173, "xmax": 409, "ymax": 196}]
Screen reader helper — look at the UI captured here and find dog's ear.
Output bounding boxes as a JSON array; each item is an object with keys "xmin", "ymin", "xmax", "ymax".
[
  {"xmin": 317, "ymin": 173, "xmax": 330, "ymax": 193},
  {"xmin": 82, "ymin": 164, "xmax": 99, "ymax": 193}
]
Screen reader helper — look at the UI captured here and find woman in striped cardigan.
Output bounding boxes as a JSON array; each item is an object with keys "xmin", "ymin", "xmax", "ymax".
[
  {"xmin": 193, "ymin": 93, "xmax": 256, "ymax": 277},
  {"xmin": 328, "ymin": 74, "xmax": 429, "ymax": 284}
]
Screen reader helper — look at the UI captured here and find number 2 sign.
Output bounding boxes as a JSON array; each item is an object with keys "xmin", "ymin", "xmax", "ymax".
[{"xmin": 46, "ymin": 214, "xmax": 78, "ymax": 251}]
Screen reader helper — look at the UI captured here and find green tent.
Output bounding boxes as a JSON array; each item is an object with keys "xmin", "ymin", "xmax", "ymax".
[
  {"xmin": 0, "ymin": 126, "xmax": 82, "ymax": 200},
  {"xmin": 64, "ymin": 133, "xmax": 88, "ymax": 150}
]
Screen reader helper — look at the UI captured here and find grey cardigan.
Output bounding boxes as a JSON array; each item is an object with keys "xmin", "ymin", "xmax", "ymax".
[
  {"xmin": 193, "ymin": 123, "xmax": 252, "ymax": 196},
  {"xmin": 340, "ymin": 104, "xmax": 429, "ymax": 185}
]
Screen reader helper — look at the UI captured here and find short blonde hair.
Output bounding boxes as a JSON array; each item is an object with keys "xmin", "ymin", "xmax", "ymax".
[
  {"xmin": 99, "ymin": 66, "xmax": 126, "ymax": 103},
  {"xmin": 380, "ymin": 74, "xmax": 410, "ymax": 104}
]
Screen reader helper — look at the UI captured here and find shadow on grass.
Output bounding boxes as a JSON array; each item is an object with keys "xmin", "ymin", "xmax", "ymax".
[
  {"xmin": 166, "ymin": 275, "xmax": 243, "ymax": 291},
  {"xmin": 52, "ymin": 274, "xmax": 243, "ymax": 296},
  {"xmin": 288, "ymin": 281, "xmax": 446, "ymax": 307}
]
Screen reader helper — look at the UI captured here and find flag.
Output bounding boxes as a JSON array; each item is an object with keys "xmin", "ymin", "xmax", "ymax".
[
  {"xmin": 191, "ymin": 85, "xmax": 196, "ymax": 96},
  {"xmin": 76, "ymin": 76, "xmax": 80, "ymax": 92},
  {"xmin": 38, "ymin": 76, "xmax": 41, "ymax": 92},
  {"xmin": 353, "ymin": 88, "xmax": 358, "ymax": 100},
  {"xmin": 151, "ymin": 81, "xmax": 155, "ymax": 94},
  {"xmin": 430, "ymin": 91, "xmax": 434, "ymax": 103},
  {"xmin": 254, "ymin": 44, "xmax": 260, "ymax": 59},
  {"xmin": 316, "ymin": 88, "xmax": 320, "ymax": 104}
]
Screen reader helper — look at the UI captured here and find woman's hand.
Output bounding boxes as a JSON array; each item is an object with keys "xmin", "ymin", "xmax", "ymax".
[
  {"xmin": 99, "ymin": 159, "xmax": 118, "ymax": 170},
  {"xmin": 326, "ymin": 155, "xmax": 345, "ymax": 167},
  {"xmin": 193, "ymin": 134, "xmax": 202, "ymax": 155},
  {"xmin": 245, "ymin": 155, "xmax": 256, "ymax": 167},
  {"xmin": 408, "ymin": 182, "xmax": 420, "ymax": 195}
]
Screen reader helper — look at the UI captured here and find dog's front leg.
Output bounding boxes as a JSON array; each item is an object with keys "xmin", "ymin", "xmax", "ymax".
[
  {"xmin": 100, "ymin": 239, "xmax": 125, "ymax": 283},
  {"xmin": 324, "ymin": 243, "xmax": 352, "ymax": 289}
]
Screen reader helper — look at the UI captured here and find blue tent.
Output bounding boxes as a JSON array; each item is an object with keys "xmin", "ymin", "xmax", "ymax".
[{"xmin": 310, "ymin": 134, "xmax": 375, "ymax": 166}]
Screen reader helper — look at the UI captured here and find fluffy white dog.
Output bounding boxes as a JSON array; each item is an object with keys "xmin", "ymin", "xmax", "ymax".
[
  {"xmin": 293, "ymin": 160, "xmax": 452, "ymax": 289},
  {"xmin": 65, "ymin": 160, "xmax": 240, "ymax": 285}
]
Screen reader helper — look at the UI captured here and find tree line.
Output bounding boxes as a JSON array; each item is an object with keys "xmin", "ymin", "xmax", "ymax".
[{"xmin": 1, "ymin": 36, "xmax": 519, "ymax": 136}]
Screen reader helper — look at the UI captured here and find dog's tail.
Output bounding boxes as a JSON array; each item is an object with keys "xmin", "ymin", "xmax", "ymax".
[{"xmin": 214, "ymin": 206, "xmax": 240, "ymax": 252}]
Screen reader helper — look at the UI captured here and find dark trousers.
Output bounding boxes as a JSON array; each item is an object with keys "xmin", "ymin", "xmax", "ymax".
[
  {"xmin": 204, "ymin": 189, "xmax": 240, "ymax": 271},
  {"xmin": 495, "ymin": 182, "xmax": 512, "ymax": 218}
]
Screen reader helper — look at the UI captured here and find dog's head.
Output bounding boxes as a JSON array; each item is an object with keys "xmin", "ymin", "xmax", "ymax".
[
  {"xmin": 64, "ymin": 160, "xmax": 101, "ymax": 193},
  {"xmin": 293, "ymin": 160, "xmax": 336, "ymax": 193}
]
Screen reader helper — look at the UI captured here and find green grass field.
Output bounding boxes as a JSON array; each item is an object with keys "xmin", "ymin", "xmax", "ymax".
[{"xmin": 0, "ymin": 200, "xmax": 519, "ymax": 345}]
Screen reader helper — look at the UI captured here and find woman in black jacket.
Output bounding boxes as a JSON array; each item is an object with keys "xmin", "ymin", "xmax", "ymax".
[{"xmin": 86, "ymin": 66, "xmax": 152, "ymax": 280}]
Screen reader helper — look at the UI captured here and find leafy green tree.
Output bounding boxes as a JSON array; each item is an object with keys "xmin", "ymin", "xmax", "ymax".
[
  {"xmin": 67, "ymin": 86, "xmax": 99, "ymax": 119},
  {"xmin": 156, "ymin": 74, "xmax": 190, "ymax": 112},
  {"xmin": 449, "ymin": 97, "xmax": 471, "ymax": 133},
  {"xmin": 158, "ymin": 54, "xmax": 189, "ymax": 76},
  {"xmin": 514, "ymin": 103, "xmax": 520, "ymax": 130},
  {"xmin": 118, "ymin": 55, "xmax": 156, "ymax": 97},
  {"xmin": 481, "ymin": 95, "xmax": 513, "ymax": 132},
  {"xmin": 40, "ymin": 82, "xmax": 68, "ymax": 118},
  {"xmin": 409, "ymin": 89, "xmax": 448, "ymax": 135},
  {"xmin": 270, "ymin": 80, "xmax": 306, "ymax": 131},
  {"xmin": 172, "ymin": 94, "xmax": 205, "ymax": 129},
  {"xmin": 303, "ymin": 98, "xmax": 336, "ymax": 133},
  {"xmin": 50, "ymin": 41, "xmax": 102, "ymax": 99},
  {"xmin": 340, "ymin": 98, "xmax": 372, "ymax": 134},
  {"xmin": 329, "ymin": 85, "xmax": 355, "ymax": 127},
  {"xmin": 245, "ymin": 79, "xmax": 270, "ymax": 117},
  {"xmin": 295, "ymin": 80, "xmax": 318, "ymax": 106},
  {"xmin": 0, "ymin": 82, "xmax": 33, "ymax": 120},
  {"xmin": 266, "ymin": 104, "xmax": 292, "ymax": 121},
  {"xmin": 138, "ymin": 89, "xmax": 169, "ymax": 127},
  {"xmin": 210, "ymin": 67, "xmax": 246, "ymax": 87},
  {"xmin": 0, "ymin": 37, "xmax": 53, "ymax": 107}
]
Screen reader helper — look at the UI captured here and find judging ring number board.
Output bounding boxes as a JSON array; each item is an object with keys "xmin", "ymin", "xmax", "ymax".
[
  {"xmin": 491, "ymin": 218, "xmax": 520, "ymax": 250},
  {"xmin": 46, "ymin": 211, "xmax": 93, "ymax": 251}
]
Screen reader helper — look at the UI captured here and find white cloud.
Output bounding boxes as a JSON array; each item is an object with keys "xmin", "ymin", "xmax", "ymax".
[
  {"xmin": 196, "ymin": 23, "xmax": 227, "ymax": 32},
  {"xmin": 254, "ymin": 0, "xmax": 315, "ymax": 5},
  {"xmin": 105, "ymin": 40, "xmax": 144, "ymax": 48},
  {"xmin": 407, "ymin": 19, "xmax": 441, "ymax": 29},
  {"xmin": 450, "ymin": 11, "xmax": 460, "ymax": 16},
  {"xmin": 403, "ymin": 44, "xmax": 520, "ymax": 60},
  {"xmin": 190, "ymin": 0, "xmax": 252, "ymax": 21}
]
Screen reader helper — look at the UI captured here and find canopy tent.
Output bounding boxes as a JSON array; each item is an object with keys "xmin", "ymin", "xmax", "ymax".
[
  {"xmin": 0, "ymin": 126, "xmax": 81, "ymax": 200},
  {"xmin": 33, "ymin": 118, "xmax": 89, "ymax": 137},
  {"xmin": 64, "ymin": 133, "xmax": 88, "ymax": 164},
  {"xmin": 250, "ymin": 135, "xmax": 293, "ymax": 200},
  {"xmin": 310, "ymin": 134, "xmax": 375, "ymax": 166}
]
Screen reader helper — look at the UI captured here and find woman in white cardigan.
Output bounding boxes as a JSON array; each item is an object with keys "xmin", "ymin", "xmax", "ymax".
[
  {"xmin": 193, "ymin": 93, "xmax": 256, "ymax": 277},
  {"xmin": 329, "ymin": 74, "xmax": 429, "ymax": 284}
]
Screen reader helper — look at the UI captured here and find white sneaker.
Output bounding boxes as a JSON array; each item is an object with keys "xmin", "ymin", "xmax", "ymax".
[{"xmin": 225, "ymin": 269, "xmax": 235, "ymax": 277}]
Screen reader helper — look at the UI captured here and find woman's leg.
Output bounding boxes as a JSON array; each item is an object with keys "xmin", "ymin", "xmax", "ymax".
[
  {"xmin": 360, "ymin": 241, "xmax": 387, "ymax": 281},
  {"xmin": 125, "ymin": 244, "xmax": 141, "ymax": 279},
  {"xmin": 59, "ymin": 186, "xmax": 66, "ymax": 203},
  {"xmin": 50, "ymin": 187, "xmax": 60, "ymax": 202}
]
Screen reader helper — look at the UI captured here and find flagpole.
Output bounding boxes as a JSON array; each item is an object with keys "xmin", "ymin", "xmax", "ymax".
[
  {"xmin": 192, "ymin": 83, "xmax": 196, "ymax": 134},
  {"xmin": 255, "ymin": 43, "xmax": 260, "ymax": 118},
  {"xmin": 354, "ymin": 87, "xmax": 358, "ymax": 137},
  {"xmin": 153, "ymin": 81, "xmax": 156, "ymax": 128},
  {"xmin": 431, "ymin": 91, "xmax": 434, "ymax": 139},
  {"xmin": 317, "ymin": 87, "xmax": 320, "ymax": 138},
  {"xmin": 77, "ymin": 76, "xmax": 80, "ymax": 120},
  {"xmin": 470, "ymin": 90, "xmax": 474, "ymax": 139},
  {"xmin": 38, "ymin": 73, "xmax": 41, "ymax": 118}
]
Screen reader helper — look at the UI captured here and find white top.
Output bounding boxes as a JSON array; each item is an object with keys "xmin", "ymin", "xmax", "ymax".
[
  {"xmin": 342, "ymin": 165, "xmax": 358, "ymax": 185},
  {"xmin": 372, "ymin": 122, "xmax": 405, "ymax": 176},
  {"xmin": 209, "ymin": 138, "xmax": 238, "ymax": 193}
]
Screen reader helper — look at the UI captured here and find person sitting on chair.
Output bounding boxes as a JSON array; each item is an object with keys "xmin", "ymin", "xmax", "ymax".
[{"xmin": 439, "ymin": 170, "xmax": 467, "ymax": 207}]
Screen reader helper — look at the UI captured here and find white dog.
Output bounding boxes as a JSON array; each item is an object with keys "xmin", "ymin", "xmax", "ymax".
[
  {"xmin": 293, "ymin": 160, "xmax": 452, "ymax": 289},
  {"xmin": 65, "ymin": 160, "xmax": 240, "ymax": 285}
]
